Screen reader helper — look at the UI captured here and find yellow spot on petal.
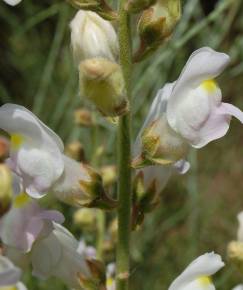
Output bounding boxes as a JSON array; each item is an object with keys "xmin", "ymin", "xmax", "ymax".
[
  {"xmin": 106, "ymin": 278, "xmax": 114, "ymax": 287},
  {"xmin": 11, "ymin": 134, "xmax": 24, "ymax": 150},
  {"xmin": 197, "ymin": 276, "xmax": 212, "ymax": 286},
  {"xmin": 0, "ymin": 286, "xmax": 17, "ymax": 290},
  {"xmin": 201, "ymin": 79, "xmax": 217, "ymax": 93},
  {"xmin": 13, "ymin": 192, "xmax": 30, "ymax": 208}
]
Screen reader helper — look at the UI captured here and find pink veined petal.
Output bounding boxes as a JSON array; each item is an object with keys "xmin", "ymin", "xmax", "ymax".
[
  {"xmin": 173, "ymin": 159, "xmax": 190, "ymax": 174},
  {"xmin": 219, "ymin": 102, "xmax": 243, "ymax": 123},
  {"xmin": 0, "ymin": 256, "xmax": 21, "ymax": 286},
  {"xmin": 191, "ymin": 102, "xmax": 243, "ymax": 148},
  {"xmin": 38, "ymin": 210, "xmax": 65, "ymax": 224},
  {"xmin": 25, "ymin": 218, "xmax": 44, "ymax": 252},
  {"xmin": 189, "ymin": 105, "xmax": 230, "ymax": 148}
]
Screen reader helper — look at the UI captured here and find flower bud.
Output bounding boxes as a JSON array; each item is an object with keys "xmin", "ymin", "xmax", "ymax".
[
  {"xmin": 79, "ymin": 259, "xmax": 107, "ymax": 290},
  {"xmin": 73, "ymin": 208, "xmax": 97, "ymax": 230},
  {"xmin": 74, "ymin": 108, "xmax": 94, "ymax": 127},
  {"xmin": 0, "ymin": 165, "xmax": 13, "ymax": 217},
  {"xmin": 100, "ymin": 165, "xmax": 117, "ymax": 187},
  {"xmin": 79, "ymin": 58, "xmax": 129, "ymax": 117},
  {"xmin": 68, "ymin": 0, "xmax": 118, "ymax": 21},
  {"xmin": 131, "ymin": 170, "xmax": 159, "ymax": 229},
  {"xmin": 79, "ymin": 165, "xmax": 118, "ymax": 210},
  {"xmin": 70, "ymin": 10, "xmax": 119, "ymax": 66},
  {"xmin": 132, "ymin": 117, "xmax": 189, "ymax": 168},
  {"xmin": 126, "ymin": 0, "xmax": 156, "ymax": 13},
  {"xmin": 227, "ymin": 241, "xmax": 243, "ymax": 272},
  {"xmin": 65, "ymin": 141, "xmax": 86, "ymax": 162},
  {"xmin": 135, "ymin": 0, "xmax": 181, "ymax": 61}
]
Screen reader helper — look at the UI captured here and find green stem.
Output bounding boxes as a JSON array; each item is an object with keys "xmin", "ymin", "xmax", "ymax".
[
  {"xmin": 96, "ymin": 209, "xmax": 106, "ymax": 260},
  {"xmin": 116, "ymin": 1, "xmax": 132, "ymax": 290}
]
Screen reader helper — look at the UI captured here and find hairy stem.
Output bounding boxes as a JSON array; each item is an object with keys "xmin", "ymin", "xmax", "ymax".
[{"xmin": 116, "ymin": 0, "xmax": 133, "ymax": 290}]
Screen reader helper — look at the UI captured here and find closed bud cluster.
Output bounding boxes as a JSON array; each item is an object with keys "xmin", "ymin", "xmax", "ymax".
[
  {"xmin": 126, "ymin": 0, "xmax": 156, "ymax": 14},
  {"xmin": 79, "ymin": 58, "xmax": 128, "ymax": 117},
  {"xmin": 68, "ymin": 0, "xmax": 118, "ymax": 21},
  {"xmin": 70, "ymin": 10, "xmax": 129, "ymax": 117},
  {"xmin": 0, "ymin": 165, "xmax": 13, "ymax": 217},
  {"xmin": 135, "ymin": 0, "xmax": 181, "ymax": 61}
]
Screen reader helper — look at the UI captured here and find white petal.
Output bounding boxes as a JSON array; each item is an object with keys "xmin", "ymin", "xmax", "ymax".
[
  {"xmin": 17, "ymin": 147, "xmax": 62, "ymax": 198},
  {"xmin": 0, "ymin": 256, "xmax": 21, "ymax": 286},
  {"xmin": 139, "ymin": 164, "xmax": 172, "ymax": 195},
  {"xmin": 0, "ymin": 104, "xmax": 64, "ymax": 152},
  {"xmin": 173, "ymin": 160, "xmax": 190, "ymax": 174},
  {"xmin": 232, "ymin": 285, "xmax": 243, "ymax": 290},
  {"xmin": 31, "ymin": 228, "xmax": 62, "ymax": 279},
  {"xmin": 16, "ymin": 282, "xmax": 28, "ymax": 290},
  {"xmin": 133, "ymin": 82, "xmax": 174, "ymax": 157},
  {"xmin": 0, "ymin": 200, "xmax": 64, "ymax": 253},
  {"xmin": 168, "ymin": 252, "xmax": 224, "ymax": 290},
  {"xmin": 190, "ymin": 102, "xmax": 243, "ymax": 148},
  {"xmin": 52, "ymin": 155, "xmax": 90, "ymax": 206},
  {"xmin": 167, "ymin": 47, "xmax": 230, "ymax": 131},
  {"xmin": 178, "ymin": 278, "xmax": 215, "ymax": 290},
  {"xmin": 0, "ymin": 104, "xmax": 65, "ymax": 197},
  {"xmin": 3, "ymin": 0, "xmax": 22, "ymax": 5},
  {"xmin": 186, "ymin": 100, "xmax": 230, "ymax": 148},
  {"xmin": 31, "ymin": 223, "xmax": 91, "ymax": 288},
  {"xmin": 70, "ymin": 10, "xmax": 118, "ymax": 64}
]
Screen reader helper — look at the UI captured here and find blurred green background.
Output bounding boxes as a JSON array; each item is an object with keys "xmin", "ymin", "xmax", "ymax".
[{"xmin": 1, "ymin": 0, "xmax": 243, "ymax": 289}]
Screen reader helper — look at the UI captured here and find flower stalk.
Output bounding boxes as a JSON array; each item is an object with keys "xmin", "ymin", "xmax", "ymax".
[{"xmin": 116, "ymin": 0, "xmax": 133, "ymax": 289}]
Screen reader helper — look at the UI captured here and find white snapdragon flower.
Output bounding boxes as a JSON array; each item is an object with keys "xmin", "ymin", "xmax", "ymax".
[
  {"xmin": 0, "ymin": 194, "xmax": 64, "ymax": 253},
  {"xmin": 70, "ymin": 10, "xmax": 119, "ymax": 65},
  {"xmin": 232, "ymin": 285, "xmax": 243, "ymax": 290},
  {"xmin": 0, "ymin": 104, "xmax": 112, "ymax": 208},
  {"xmin": 133, "ymin": 47, "xmax": 243, "ymax": 169},
  {"xmin": 2, "ymin": 0, "xmax": 21, "ymax": 6},
  {"xmin": 133, "ymin": 83, "xmax": 190, "ymax": 198},
  {"xmin": 0, "ymin": 197, "xmax": 104, "ymax": 289},
  {"xmin": 168, "ymin": 252, "xmax": 224, "ymax": 290},
  {"xmin": 0, "ymin": 104, "xmax": 64, "ymax": 198},
  {"xmin": 31, "ymin": 223, "xmax": 92, "ymax": 289}
]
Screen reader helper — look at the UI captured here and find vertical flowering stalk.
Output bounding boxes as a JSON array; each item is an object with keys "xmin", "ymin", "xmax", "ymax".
[{"xmin": 116, "ymin": 0, "xmax": 132, "ymax": 289}]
